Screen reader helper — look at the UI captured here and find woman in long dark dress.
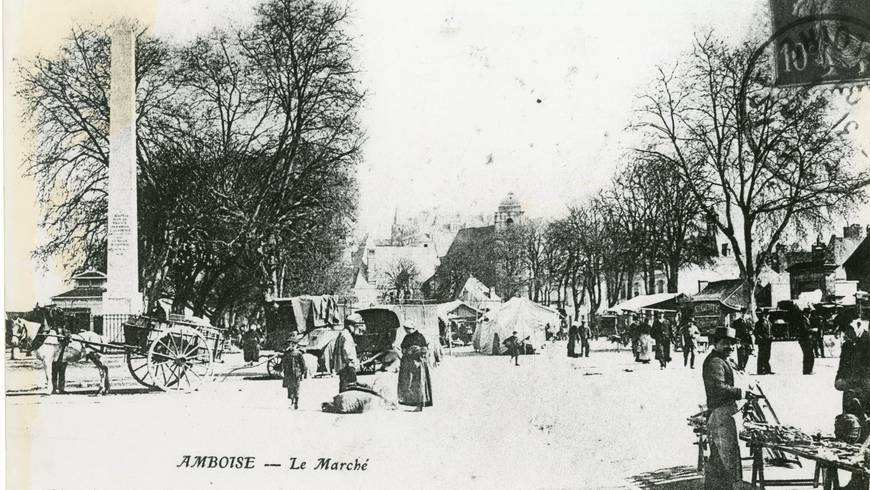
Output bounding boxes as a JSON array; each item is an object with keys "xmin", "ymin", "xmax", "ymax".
[
  {"xmin": 567, "ymin": 322, "xmax": 579, "ymax": 358},
  {"xmin": 397, "ymin": 324, "xmax": 433, "ymax": 411},
  {"xmin": 241, "ymin": 325, "xmax": 261, "ymax": 365}
]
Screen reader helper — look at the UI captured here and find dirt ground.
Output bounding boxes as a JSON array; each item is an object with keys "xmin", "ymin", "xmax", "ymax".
[{"xmin": 5, "ymin": 339, "xmax": 846, "ymax": 489}]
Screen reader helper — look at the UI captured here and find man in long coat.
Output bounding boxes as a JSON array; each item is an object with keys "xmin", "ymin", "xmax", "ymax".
[
  {"xmin": 580, "ymin": 320, "xmax": 592, "ymax": 357},
  {"xmin": 836, "ymin": 317, "xmax": 870, "ymax": 436},
  {"xmin": 703, "ymin": 326, "xmax": 756, "ymax": 489},
  {"xmin": 332, "ymin": 313, "xmax": 362, "ymax": 393},
  {"xmin": 755, "ymin": 311, "xmax": 774, "ymax": 375}
]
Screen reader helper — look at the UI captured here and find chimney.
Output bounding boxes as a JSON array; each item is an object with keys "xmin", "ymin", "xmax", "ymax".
[
  {"xmin": 812, "ymin": 242, "xmax": 826, "ymax": 263},
  {"xmin": 843, "ymin": 224, "xmax": 863, "ymax": 239}
]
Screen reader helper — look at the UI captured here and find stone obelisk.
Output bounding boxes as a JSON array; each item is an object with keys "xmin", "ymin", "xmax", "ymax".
[{"xmin": 102, "ymin": 22, "xmax": 143, "ymax": 315}]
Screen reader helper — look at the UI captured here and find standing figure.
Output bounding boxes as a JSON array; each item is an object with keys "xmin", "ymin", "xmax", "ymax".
[
  {"xmin": 503, "ymin": 331, "xmax": 521, "ymax": 366},
  {"xmin": 332, "ymin": 313, "xmax": 362, "ymax": 393},
  {"xmin": 811, "ymin": 312, "xmax": 825, "ymax": 358},
  {"xmin": 637, "ymin": 315, "xmax": 654, "ymax": 364},
  {"xmin": 580, "ymin": 320, "xmax": 592, "ymax": 357},
  {"xmin": 733, "ymin": 310, "xmax": 753, "ymax": 371},
  {"xmin": 628, "ymin": 315, "xmax": 640, "ymax": 362},
  {"xmin": 835, "ymin": 317, "xmax": 870, "ymax": 436},
  {"xmin": 240, "ymin": 322, "xmax": 261, "ymax": 365},
  {"xmin": 567, "ymin": 318, "xmax": 579, "ymax": 358},
  {"xmin": 834, "ymin": 316, "xmax": 870, "ymax": 488},
  {"xmin": 755, "ymin": 311, "xmax": 774, "ymax": 375},
  {"xmin": 681, "ymin": 319, "xmax": 700, "ymax": 369},
  {"xmin": 797, "ymin": 308, "xmax": 816, "ymax": 375},
  {"xmin": 281, "ymin": 335, "xmax": 306, "ymax": 409},
  {"xmin": 10, "ymin": 320, "xmax": 28, "ymax": 360},
  {"xmin": 652, "ymin": 313, "xmax": 673, "ymax": 369},
  {"xmin": 703, "ymin": 326, "xmax": 757, "ymax": 490},
  {"xmin": 397, "ymin": 323, "xmax": 433, "ymax": 412}
]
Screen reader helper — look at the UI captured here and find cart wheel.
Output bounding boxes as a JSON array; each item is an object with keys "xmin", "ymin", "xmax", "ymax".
[
  {"xmin": 267, "ymin": 355, "xmax": 283, "ymax": 379},
  {"xmin": 126, "ymin": 351, "xmax": 157, "ymax": 390},
  {"xmin": 147, "ymin": 325, "xmax": 213, "ymax": 392}
]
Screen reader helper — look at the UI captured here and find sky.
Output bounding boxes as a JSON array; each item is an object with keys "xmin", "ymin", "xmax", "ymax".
[{"xmin": 4, "ymin": 0, "xmax": 870, "ymax": 310}]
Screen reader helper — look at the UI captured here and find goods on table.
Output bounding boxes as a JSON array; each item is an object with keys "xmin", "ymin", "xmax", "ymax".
[
  {"xmin": 742, "ymin": 421, "xmax": 813, "ymax": 446},
  {"xmin": 687, "ymin": 411, "xmax": 707, "ymax": 430},
  {"xmin": 743, "ymin": 421, "xmax": 870, "ymax": 471}
]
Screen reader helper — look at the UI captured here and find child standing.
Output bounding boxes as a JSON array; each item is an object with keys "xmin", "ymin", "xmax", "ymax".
[{"xmin": 282, "ymin": 335, "xmax": 307, "ymax": 409}]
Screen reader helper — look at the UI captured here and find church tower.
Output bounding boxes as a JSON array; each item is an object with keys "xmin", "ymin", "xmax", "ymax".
[{"xmin": 494, "ymin": 192, "xmax": 524, "ymax": 231}]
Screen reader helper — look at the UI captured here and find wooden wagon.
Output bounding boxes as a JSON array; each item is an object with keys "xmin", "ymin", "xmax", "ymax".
[{"xmin": 120, "ymin": 316, "xmax": 224, "ymax": 392}]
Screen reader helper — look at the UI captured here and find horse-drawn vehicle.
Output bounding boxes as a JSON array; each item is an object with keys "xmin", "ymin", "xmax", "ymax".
[
  {"xmin": 121, "ymin": 316, "xmax": 224, "ymax": 391},
  {"xmin": 14, "ymin": 306, "xmax": 224, "ymax": 394},
  {"xmin": 355, "ymin": 305, "xmax": 442, "ymax": 373}
]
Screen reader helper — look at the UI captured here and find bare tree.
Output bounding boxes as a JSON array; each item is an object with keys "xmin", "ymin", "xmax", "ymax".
[
  {"xmin": 635, "ymin": 33, "xmax": 868, "ymax": 311},
  {"xmin": 382, "ymin": 258, "xmax": 420, "ymax": 299},
  {"xmin": 17, "ymin": 0, "xmax": 364, "ymax": 319}
]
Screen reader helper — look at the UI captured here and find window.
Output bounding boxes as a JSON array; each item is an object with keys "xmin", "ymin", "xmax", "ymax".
[
  {"xmin": 656, "ymin": 280, "xmax": 664, "ymax": 294},
  {"xmin": 721, "ymin": 243, "xmax": 730, "ymax": 256}
]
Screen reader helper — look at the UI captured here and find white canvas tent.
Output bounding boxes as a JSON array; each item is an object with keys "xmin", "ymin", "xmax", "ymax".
[
  {"xmin": 472, "ymin": 297, "xmax": 559, "ymax": 354},
  {"xmin": 458, "ymin": 275, "xmax": 502, "ymax": 311}
]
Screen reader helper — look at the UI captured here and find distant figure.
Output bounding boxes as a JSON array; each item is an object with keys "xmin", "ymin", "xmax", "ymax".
[
  {"xmin": 545, "ymin": 323, "xmax": 553, "ymax": 342},
  {"xmin": 811, "ymin": 312, "xmax": 825, "ymax": 358},
  {"xmin": 580, "ymin": 321, "xmax": 592, "ymax": 357},
  {"xmin": 733, "ymin": 309, "xmax": 753, "ymax": 371},
  {"xmin": 240, "ymin": 323, "xmax": 261, "ymax": 365},
  {"xmin": 681, "ymin": 319, "xmax": 700, "ymax": 369},
  {"xmin": 797, "ymin": 308, "xmax": 815, "ymax": 375},
  {"xmin": 503, "ymin": 331, "xmax": 521, "ymax": 366},
  {"xmin": 628, "ymin": 315, "xmax": 640, "ymax": 361},
  {"xmin": 636, "ymin": 316, "xmax": 653, "ymax": 364},
  {"xmin": 397, "ymin": 323, "xmax": 433, "ymax": 412},
  {"xmin": 652, "ymin": 313, "xmax": 673, "ymax": 369},
  {"xmin": 567, "ymin": 319, "xmax": 579, "ymax": 358},
  {"xmin": 755, "ymin": 311, "xmax": 774, "ymax": 375},
  {"xmin": 332, "ymin": 313, "xmax": 362, "ymax": 393},
  {"xmin": 281, "ymin": 335, "xmax": 306, "ymax": 409}
]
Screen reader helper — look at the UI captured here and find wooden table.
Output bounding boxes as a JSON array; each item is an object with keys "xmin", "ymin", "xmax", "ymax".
[{"xmin": 741, "ymin": 436, "xmax": 869, "ymax": 490}]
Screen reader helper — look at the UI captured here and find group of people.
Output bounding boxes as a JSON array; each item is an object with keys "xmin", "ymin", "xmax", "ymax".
[
  {"xmin": 280, "ymin": 313, "xmax": 435, "ymax": 413},
  {"xmin": 702, "ymin": 314, "xmax": 870, "ymax": 489},
  {"xmin": 566, "ymin": 319, "xmax": 593, "ymax": 358},
  {"xmin": 626, "ymin": 312, "xmax": 689, "ymax": 369},
  {"xmin": 727, "ymin": 306, "xmax": 836, "ymax": 377}
]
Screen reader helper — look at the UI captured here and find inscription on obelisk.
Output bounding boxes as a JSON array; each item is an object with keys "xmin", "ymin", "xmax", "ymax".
[{"xmin": 102, "ymin": 22, "xmax": 143, "ymax": 315}]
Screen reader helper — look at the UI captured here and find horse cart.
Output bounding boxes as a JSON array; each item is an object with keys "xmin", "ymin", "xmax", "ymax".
[
  {"xmin": 119, "ymin": 316, "xmax": 225, "ymax": 392},
  {"xmin": 17, "ymin": 306, "xmax": 224, "ymax": 394}
]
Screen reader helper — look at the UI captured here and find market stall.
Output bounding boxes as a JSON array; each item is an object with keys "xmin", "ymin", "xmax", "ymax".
[{"xmin": 689, "ymin": 382, "xmax": 870, "ymax": 489}]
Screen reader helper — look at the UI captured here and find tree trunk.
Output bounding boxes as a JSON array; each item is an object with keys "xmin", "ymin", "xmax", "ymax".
[{"xmin": 667, "ymin": 258, "xmax": 680, "ymax": 293}]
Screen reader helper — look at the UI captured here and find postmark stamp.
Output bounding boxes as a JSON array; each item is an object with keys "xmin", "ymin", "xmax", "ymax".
[{"xmin": 738, "ymin": 7, "xmax": 870, "ymax": 160}]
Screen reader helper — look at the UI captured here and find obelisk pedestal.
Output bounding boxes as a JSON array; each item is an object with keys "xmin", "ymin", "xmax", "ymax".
[{"xmin": 102, "ymin": 22, "xmax": 143, "ymax": 315}]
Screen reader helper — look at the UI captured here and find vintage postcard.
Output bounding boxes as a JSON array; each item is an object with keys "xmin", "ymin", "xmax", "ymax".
[{"xmin": 4, "ymin": 0, "xmax": 870, "ymax": 489}]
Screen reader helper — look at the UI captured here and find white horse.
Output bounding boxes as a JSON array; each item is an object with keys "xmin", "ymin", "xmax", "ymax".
[{"xmin": 14, "ymin": 315, "xmax": 110, "ymax": 395}]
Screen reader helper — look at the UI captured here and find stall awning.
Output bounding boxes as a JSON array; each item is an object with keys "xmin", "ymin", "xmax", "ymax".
[{"xmin": 607, "ymin": 293, "xmax": 687, "ymax": 314}]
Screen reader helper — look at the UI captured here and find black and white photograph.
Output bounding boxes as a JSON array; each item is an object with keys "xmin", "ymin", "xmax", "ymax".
[{"xmin": 3, "ymin": 0, "xmax": 870, "ymax": 488}]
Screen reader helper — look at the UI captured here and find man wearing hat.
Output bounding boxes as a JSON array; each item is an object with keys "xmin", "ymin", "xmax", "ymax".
[
  {"xmin": 703, "ymin": 326, "xmax": 757, "ymax": 489},
  {"xmin": 755, "ymin": 310, "xmax": 774, "ymax": 375},
  {"xmin": 281, "ymin": 334, "xmax": 307, "ymax": 409},
  {"xmin": 332, "ymin": 313, "xmax": 362, "ymax": 393}
]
